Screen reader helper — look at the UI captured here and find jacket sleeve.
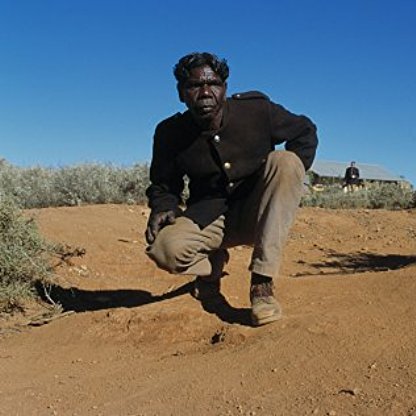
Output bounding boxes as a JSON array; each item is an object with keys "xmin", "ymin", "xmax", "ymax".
[
  {"xmin": 145, "ymin": 121, "xmax": 185, "ymax": 214},
  {"xmin": 268, "ymin": 101, "xmax": 318, "ymax": 171}
]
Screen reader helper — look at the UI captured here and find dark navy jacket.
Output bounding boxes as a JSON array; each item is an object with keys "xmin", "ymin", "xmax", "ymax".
[{"xmin": 146, "ymin": 91, "xmax": 318, "ymax": 227}]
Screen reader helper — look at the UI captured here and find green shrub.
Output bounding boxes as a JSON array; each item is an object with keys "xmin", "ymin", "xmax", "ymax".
[{"xmin": 0, "ymin": 197, "xmax": 60, "ymax": 311}]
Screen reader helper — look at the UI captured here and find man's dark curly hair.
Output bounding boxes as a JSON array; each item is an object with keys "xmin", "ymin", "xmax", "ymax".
[{"xmin": 173, "ymin": 52, "xmax": 229, "ymax": 87}]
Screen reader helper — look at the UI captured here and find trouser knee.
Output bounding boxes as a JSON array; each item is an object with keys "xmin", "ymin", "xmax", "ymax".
[
  {"xmin": 266, "ymin": 151, "xmax": 305, "ymax": 181},
  {"xmin": 146, "ymin": 231, "xmax": 195, "ymax": 274}
]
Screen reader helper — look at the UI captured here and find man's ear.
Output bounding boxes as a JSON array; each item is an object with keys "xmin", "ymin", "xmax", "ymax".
[{"xmin": 177, "ymin": 84, "xmax": 184, "ymax": 102}]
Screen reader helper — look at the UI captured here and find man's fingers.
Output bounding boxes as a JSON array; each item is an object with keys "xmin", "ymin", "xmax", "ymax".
[
  {"xmin": 145, "ymin": 219, "xmax": 160, "ymax": 244},
  {"xmin": 150, "ymin": 221, "xmax": 160, "ymax": 238},
  {"xmin": 166, "ymin": 211, "xmax": 176, "ymax": 224},
  {"xmin": 145, "ymin": 227, "xmax": 155, "ymax": 245}
]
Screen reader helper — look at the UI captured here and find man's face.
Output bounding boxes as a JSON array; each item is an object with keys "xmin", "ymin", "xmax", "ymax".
[{"xmin": 179, "ymin": 65, "xmax": 227, "ymax": 125}]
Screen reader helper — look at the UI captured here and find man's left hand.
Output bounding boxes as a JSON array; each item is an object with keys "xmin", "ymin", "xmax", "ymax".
[{"xmin": 145, "ymin": 210, "xmax": 176, "ymax": 244}]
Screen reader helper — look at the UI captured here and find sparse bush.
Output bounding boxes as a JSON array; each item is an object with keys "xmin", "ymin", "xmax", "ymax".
[
  {"xmin": 0, "ymin": 158, "xmax": 413, "ymax": 211},
  {"xmin": 0, "ymin": 161, "xmax": 150, "ymax": 209},
  {"xmin": 0, "ymin": 197, "xmax": 60, "ymax": 311},
  {"xmin": 365, "ymin": 183, "xmax": 415, "ymax": 209},
  {"xmin": 301, "ymin": 183, "xmax": 415, "ymax": 210}
]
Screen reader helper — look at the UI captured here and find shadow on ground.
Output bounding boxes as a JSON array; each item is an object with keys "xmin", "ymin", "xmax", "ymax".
[
  {"xmin": 200, "ymin": 297, "xmax": 252, "ymax": 326},
  {"xmin": 294, "ymin": 251, "xmax": 416, "ymax": 277},
  {"xmin": 36, "ymin": 281, "xmax": 252, "ymax": 326}
]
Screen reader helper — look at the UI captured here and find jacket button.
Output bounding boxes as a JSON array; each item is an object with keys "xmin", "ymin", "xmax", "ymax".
[
  {"xmin": 213, "ymin": 135, "xmax": 221, "ymax": 143},
  {"xmin": 224, "ymin": 162, "xmax": 231, "ymax": 169}
]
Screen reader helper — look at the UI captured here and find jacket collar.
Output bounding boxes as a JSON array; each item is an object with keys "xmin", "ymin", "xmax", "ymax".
[{"xmin": 180, "ymin": 99, "xmax": 230, "ymax": 135}]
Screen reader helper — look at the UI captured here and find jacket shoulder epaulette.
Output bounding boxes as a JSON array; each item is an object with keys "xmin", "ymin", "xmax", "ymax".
[
  {"xmin": 156, "ymin": 112, "xmax": 182, "ymax": 129},
  {"xmin": 231, "ymin": 91, "xmax": 269, "ymax": 100}
]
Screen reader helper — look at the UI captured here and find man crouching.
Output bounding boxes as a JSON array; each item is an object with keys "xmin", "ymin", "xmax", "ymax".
[{"xmin": 145, "ymin": 52, "xmax": 318, "ymax": 326}]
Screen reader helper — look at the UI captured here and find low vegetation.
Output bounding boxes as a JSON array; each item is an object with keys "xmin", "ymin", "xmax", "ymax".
[
  {"xmin": 0, "ymin": 197, "xmax": 62, "ymax": 312},
  {"xmin": 1, "ymin": 158, "xmax": 414, "ymax": 210},
  {"xmin": 0, "ymin": 159, "xmax": 150, "ymax": 209},
  {"xmin": 301, "ymin": 183, "xmax": 415, "ymax": 210}
]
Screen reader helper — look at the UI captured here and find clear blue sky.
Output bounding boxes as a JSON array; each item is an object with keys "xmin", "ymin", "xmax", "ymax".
[{"xmin": 1, "ymin": 0, "xmax": 415, "ymax": 185}]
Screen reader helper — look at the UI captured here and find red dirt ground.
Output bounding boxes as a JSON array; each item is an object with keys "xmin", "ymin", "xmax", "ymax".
[{"xmin": 1, "ymin": 204, "xmax": 416, "ymax": 416}]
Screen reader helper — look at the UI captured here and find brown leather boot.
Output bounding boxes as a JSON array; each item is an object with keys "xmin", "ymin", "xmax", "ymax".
[
  {"xmin": 250, "ymin": 277, "xmax": 282, "ymax": 326},
  {"xmin": 192, "ymin": 249, "xmax": 229, "ymax": 301}
]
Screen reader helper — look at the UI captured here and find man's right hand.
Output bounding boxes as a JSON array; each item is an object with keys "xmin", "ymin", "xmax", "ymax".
[{"xmin": 145, "ymin": 210, "xmax": 176, "ymax": 245}]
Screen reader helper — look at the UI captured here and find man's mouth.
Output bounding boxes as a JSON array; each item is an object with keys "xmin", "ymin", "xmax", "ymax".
[{"xmin": 197, "ymin": 104, "xmax": 215, "ymax": 114}]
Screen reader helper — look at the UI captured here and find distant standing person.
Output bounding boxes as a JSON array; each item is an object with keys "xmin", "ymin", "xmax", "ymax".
[
  {"xmin": 144, "ymin": 52, "xmax": 318, "ymax": 326},
  {"xmin": 344, "ymin": 161, "xmax": 360, "ymax": 192}
]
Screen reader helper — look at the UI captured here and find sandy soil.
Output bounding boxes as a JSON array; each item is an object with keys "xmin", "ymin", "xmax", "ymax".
[{"xmin": 1, "ymin": 204, "xmax": 416, "ymax": 416}]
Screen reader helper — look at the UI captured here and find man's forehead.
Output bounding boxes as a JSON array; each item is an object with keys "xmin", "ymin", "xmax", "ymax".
[{"xmin": 188, "ymin": 65, "xmax": 221, "ymax": 80}]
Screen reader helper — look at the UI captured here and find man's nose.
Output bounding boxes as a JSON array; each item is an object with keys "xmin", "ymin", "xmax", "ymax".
[{"xmin": 199, "ymin": 84, "xmax": 212, "ymax": 96}]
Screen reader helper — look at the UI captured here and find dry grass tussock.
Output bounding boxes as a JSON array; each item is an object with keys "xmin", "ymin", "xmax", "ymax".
[{"xmin": 0, "ymin": 197, "xmax": 60, "ymax": 311}]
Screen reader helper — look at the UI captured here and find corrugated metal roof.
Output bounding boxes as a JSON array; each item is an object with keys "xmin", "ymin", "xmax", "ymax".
[{"xmin": 310, "ymin": 160, "xmax": 404, "ymax": 182}]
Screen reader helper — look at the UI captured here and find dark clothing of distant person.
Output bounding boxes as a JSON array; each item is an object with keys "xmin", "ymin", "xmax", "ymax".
[{"xmin": 344, "ymin": 165, "xmax": 360, "ymax": 185}]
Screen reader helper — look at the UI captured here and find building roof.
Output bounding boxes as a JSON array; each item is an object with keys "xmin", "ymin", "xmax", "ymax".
[{"xmin": 310, "ymin": 160, "xmax": 404, "ymax": 182}]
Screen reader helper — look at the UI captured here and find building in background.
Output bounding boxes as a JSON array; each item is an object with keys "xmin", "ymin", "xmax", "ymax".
[{"xmin": 308, "ymin": 160, "xmax": 411, "ymax": 191}]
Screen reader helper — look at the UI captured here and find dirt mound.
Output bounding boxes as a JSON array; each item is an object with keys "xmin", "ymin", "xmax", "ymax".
[{"xmin": 1, "ymin": 205, "xmax": 416, "ymax": 415}]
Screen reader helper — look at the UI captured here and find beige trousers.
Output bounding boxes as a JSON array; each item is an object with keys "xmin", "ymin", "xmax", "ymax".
[{"xmin": 146, "ymin": 150, "xmax": 305, "ymax": 279}]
